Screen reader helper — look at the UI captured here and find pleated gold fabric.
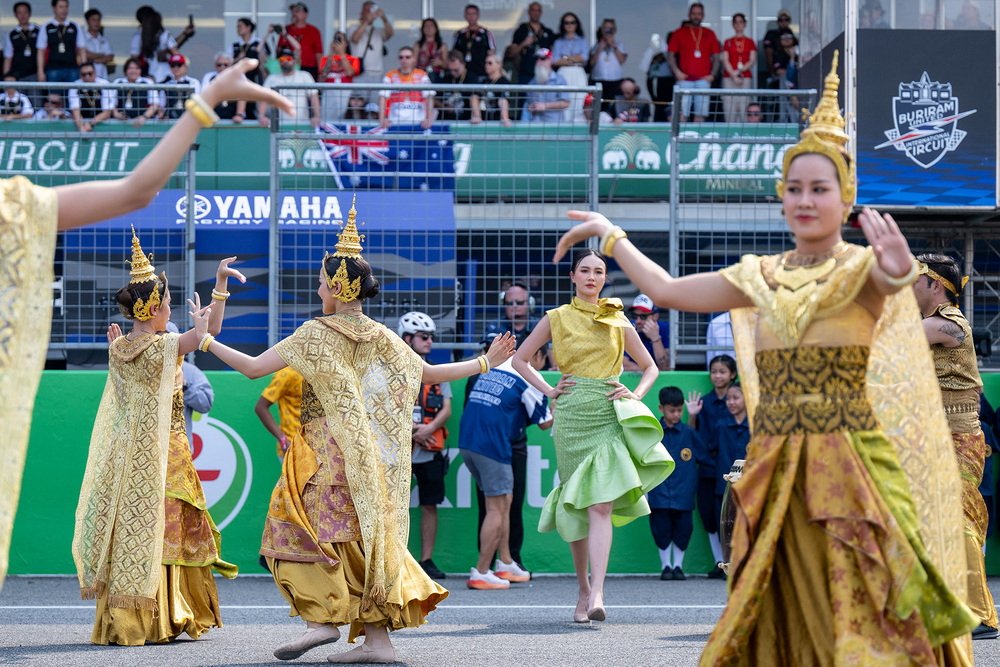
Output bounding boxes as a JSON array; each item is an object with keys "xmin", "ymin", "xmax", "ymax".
[
  {"xmin": 267, "ymin": 543, "xmax": 448, "ymax": 643},
  {"xmin": 90, "ymin": 564, "xmax": 222, "ymax": 645},
  {"xmin": 0, "ymin": 177, "xmax": 58, "ymax": 590},
  {"xmin": 954, "ymin": 430, "xmax": 998, "ymax": 629}
]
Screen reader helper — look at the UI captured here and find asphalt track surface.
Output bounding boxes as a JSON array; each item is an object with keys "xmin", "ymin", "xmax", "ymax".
[{"xmin": 2, "ymin": 574, "xmax": 1000, "ymax": 666}]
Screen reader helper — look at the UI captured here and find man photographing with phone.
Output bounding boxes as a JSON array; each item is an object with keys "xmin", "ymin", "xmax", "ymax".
[{"xmin": 588, "ymin": 18, "xmax": 627, "ymax": 113}]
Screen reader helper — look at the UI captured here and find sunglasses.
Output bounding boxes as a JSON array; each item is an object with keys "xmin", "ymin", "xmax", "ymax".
[
  {"xmin": 169, "ymin": 63, "xmax": 184, "ymax": 68},
  {"xmin": 634, "ymin": 313, "xmax": 652, "ymax": 320},
  {"xmin": 80, "ymin": 71, "xmax": 95, "ymax": 76},
  {"xmin": 504, "ymin": 299, "xmax": 527, "ymax": 306},
  {"xmin": 416, "ymin": 332, "xmax": 434, "ymax": 341},
  {"xmin": 778, "ymin": 16, "xmax": 791, "ymax": 22},
  {"xmin": 216, "ymin": 62, "xmax": 230, "ymax": 68},
  {"xmin": 562, "ymin": 20, "xmax": 577, "ymax": 25}
]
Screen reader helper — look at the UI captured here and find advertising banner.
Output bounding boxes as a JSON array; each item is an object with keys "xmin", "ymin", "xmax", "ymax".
[{"xmin": 856, "ymin": 30, "xmax": 997, "ymax": 207}]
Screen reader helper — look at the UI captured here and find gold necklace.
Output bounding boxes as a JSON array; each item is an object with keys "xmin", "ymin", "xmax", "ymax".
[{"xmin": 781, "ymin": 241, "xmax": 849, "ymax": 268}]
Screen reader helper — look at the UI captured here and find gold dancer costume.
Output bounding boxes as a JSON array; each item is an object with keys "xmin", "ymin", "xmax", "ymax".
[
  {"xmin": 0, "ymin": 178, "xmax": 58, "ymax": 589},
  {"xmin": 918, "ymin": 258, "xmax": 998, "ymax": 634},
  {"xmin": 73, "ymin": 231, "xmax": 236, "ymax": 645},
  {"xmin": 700, "ymin": 56, "xmax": 977, "ymax": 665},
  {"xmin": 261, "ymin": 205, "xmax": 447, "ymax": 643}
]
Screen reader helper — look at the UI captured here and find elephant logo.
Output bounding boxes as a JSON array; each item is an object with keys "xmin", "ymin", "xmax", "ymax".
[{"xmin": 601, "ymin": 132, "xmax": 662, "ymax": 171}]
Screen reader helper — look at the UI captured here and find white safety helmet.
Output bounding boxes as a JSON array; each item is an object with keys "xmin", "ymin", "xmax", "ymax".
[{"xmin": 398, "ymin": 311, "xmax": 436, "ymax": 337}]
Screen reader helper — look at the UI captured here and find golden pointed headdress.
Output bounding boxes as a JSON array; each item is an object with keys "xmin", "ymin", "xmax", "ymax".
[
  {"xmin": 776, "ymin": 51, "xmax": 856, "ymax": 218},
  {"xmin": 122, "ymin": 225, "xmax": 162, "ymax": 321},
  {"xmin": 322, "ymin": 195, "xmax": 367, "ymax": 303}
]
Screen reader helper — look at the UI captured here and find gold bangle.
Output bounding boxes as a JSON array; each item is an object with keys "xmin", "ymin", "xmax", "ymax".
[
  {"xmin": 477, "ymin": 355, "xmax": 489, "ymax": 374},
  {"xmin": 883, "ymin": 257, "xmax": 919, "ymax": 287},
  {"xmin": 184, "ymin": 94, "xmax": 220, "ymax": 128},
  {"xmin": 211, "ymin": 289, "xmax": 230, "ymax": 301},
  {"xmin": 601, "ymin": 225, "xmax": 627, "ymax": 256},
  {"xmin": 199, "ymin": 333, "xmax": 215, "ymax": 352}
]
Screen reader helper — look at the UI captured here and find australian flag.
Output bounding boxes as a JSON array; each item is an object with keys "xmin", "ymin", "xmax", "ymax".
[{"xmin": 316, "ymin": 123, "xmax": 455, "ymax": 191}]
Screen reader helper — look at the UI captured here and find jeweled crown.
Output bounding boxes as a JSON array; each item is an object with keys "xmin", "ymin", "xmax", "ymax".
[
  {"xmin": 322, "ymin": 195, "xmax": 365, "ymax": 302},
  {"xmin": 776, "ymin": 51, "xmax": 856, "ymax": 215},
  {"xmin": 122, "ymin": 225, "xmax": 162, "ymax": 321}
]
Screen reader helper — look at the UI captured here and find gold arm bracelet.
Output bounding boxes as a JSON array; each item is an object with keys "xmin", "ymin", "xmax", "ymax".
[
  {"xmin": 211, "ymin": 289, "xmax": 230, "ymax": 301},
  {"xmin": 184, "ymin": 94, "xmax": 220, "ymax": 128},
  {"xmin": 477, "ymin": 355, "xmax": 489, "ymax": 374},
  {"xmin": 883, "ymin": 257, "xmax": 919, "ymax": 287},
  {"xmin": 199, "ymin": 333, "xmax": 215, "ymax": 352},
  {"xmin": 601, "ymin": 225, "xmax": 627, "ymax": 256}
]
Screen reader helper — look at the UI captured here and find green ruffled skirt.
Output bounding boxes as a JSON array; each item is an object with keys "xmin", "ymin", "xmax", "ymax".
[{"xmin": 540, "ymin": 375, "xmax": 674, "ymax": 542}]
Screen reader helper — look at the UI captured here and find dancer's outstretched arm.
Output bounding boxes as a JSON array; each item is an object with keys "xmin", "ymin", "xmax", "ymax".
[
  {"xmin": 55, "ymin": 59, "xmax": 293, "ymax": 231},
  {"xmin": 557, "ymin": 211, "xmax": 751, "ymax": 314},
  {"xmin": 421, "ymin": 332, "xmax": 516, "ymax": 384},
  {"xmin": 189, "ymin": 298, "xmax": 287, "ymax": 378},
  {"xmin": 205, "ymin": 257, "xmax": 246, "ymax": 336}
]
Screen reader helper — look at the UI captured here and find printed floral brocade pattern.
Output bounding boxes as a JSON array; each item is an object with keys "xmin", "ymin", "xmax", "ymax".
[{"xmin": 754, "ymin": 346, "xmax": 878, "ymax": 434}]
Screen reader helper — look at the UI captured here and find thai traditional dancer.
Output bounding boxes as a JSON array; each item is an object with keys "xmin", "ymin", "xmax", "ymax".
[
  {"xmin": 73, "ymin": 231, "xmax": 242, "ymax": 645},
  {"xmin": 553, "ymin": 54, "xmax": 977, "ymax": 664},
  {"xmin": 913, "ymin": 252, "xmax": 999, "ymax": 640},
  {"xmin": 0, "ymin": 59, "xmax": 291, "ymax": 590},
  {"xmin": 512, "ymin": 249, "xmax": 674, "ymax": 624},
  {"xmin": 192, "ymin": 201, "xmax": 516, "ymax": 663}
]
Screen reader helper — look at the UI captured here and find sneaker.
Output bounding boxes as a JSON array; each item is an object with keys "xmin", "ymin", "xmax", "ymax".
[
  {"xmin": 972, "ymin": 623, "xmax": 999, "ymax": 640},
  {"xmin": 660, "ymin": 565, "xmax": 673, "ymax": 581},
  {"xmin": 258, "ymin": 554, "xmax": 271, "ymax": 573},
  {"xmin": 467, "ymin": 567, "xmax": 510, "ymax": 590},
  {"xmin": 420, "ymin": 558, "xmax": 447, "ymax": 580},
  {"xmin": 673, "ymin": 566, "xmax": 686, "ymax": 581},
  {"xmin": 707, "ymin": 564, "xmax": 727, "ymax": 580},
  {"xmin": 494, "ymin": 559, "xmax": 531, "ymax": 583}
]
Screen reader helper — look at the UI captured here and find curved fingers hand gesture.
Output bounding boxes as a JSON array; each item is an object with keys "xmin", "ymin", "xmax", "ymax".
[
  {"xmin": 554, "ymin": 211, "xmax": 615, "ymax": 263},
  {"xmin": 217, "ymin": 256, "xmax": 247, "ymax": 284},
  {"xmin": 485, "ymin": 331, "xmax": 516, "ymax": 368},
  {"xmin": 858, "ymin": 207, "xmax": 913, "ymax": 278},
  {"xmin": 187, "ymin": 293, "xmax": 213, "ymax": 337}
]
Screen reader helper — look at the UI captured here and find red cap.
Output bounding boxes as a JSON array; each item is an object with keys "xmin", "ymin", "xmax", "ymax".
[
  {"xmin": 534, "ymin": 47, "xmax": 553, "ymax": 60},
  {"xmin": 168, "ymin": 53, "xmax": 186, "ymax": 66}
]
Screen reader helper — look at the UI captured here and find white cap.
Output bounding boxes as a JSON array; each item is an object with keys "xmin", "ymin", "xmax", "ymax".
[{"xmin": 629, "ymin": 294, "xmax": 657, "ymax": 314}]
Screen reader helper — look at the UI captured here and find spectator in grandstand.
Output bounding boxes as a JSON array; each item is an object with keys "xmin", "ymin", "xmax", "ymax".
[
  {"xmin": 344, "ymin": 92, "xmax": 374, "ymax": 119},
  {"xmin": 201, "ymin": 53, "xmax": 246, "ymax": 122},
  {"xmin": 82, "ymin": 8, "xmax": 113, "ymax": 81},
  {"xmin": 484, "ymin": 282, "xmax": 537, "ymax": 341},
  {"xmin": 721, "ymin": 13, "xmax": 756, "ymax": 123},
  {"xmin": 350, "ymin": 1, "xmax": 394, "ymax": 98},
  {"xmin": 952, "ymin": 1, "xmax": 992, "ymax": 29},
  {"xmin": 588, "ymin": 18, "xmax": 628, "ymax": 114},
  {"xmin": 0, "ymin": 76, "xmax": 33, "ymax": 119},
  {"xmin": 667, "ymin": 2, "xmax": 720, "ymax": 122},
  {"xmin": 111, "ymin": 56, "xmax": 159, "ymax": 127},
  {"xmin": 461, "ymin": 343, "xmax": 552, "ymax": 590},
  {"xmin": 551, "ymin": 12, "xmax": 587, "ymax": 123},
  {"xmin": 505, "ymin": 2, "xmax": 554, "ymax": 85},
  {"xmin": 470, "ymin": 53, "xmax": 511, "ymax": 126},
  {"xmin": 319, "ymin": 31, "xmax": 359, "ymax": 123},
  {"xmin": 399, "ymin": 311, "xmax": 452, "ymax": 581},
  {"xmin": 436, "ymin": 52, "xmax": 478, "ymax": 122},
  {"xmin": 130, "ymin": 7, "xmax": 191, "ymax": 84},
  {"xmin": 261, "ymin": 22, "xmax": 303, "ymax": 74},
  {"xmin": 284, "ymin": 2, "xmax": 323, "ymax": 79},
  {"xmin": 36, "ymin": 0, "xmax": 85, "ymax": 83},
  {"xmin": 68, "ymin": 61, "xmax": 114, "ymax": 132},
  {"xmin": 760, "ymin": 8, "xmax": 793, "ymax": 111},
  {"xmin": 157, "ymin": 53, "xmax": 200, "ymax": 120},
  {"xmin": 232, "ymin": 18, "xmax": 265, "ymax": 120},
  {"xmin": 641, "ymin": 23, "xmax": 680, "ymax": 123},
  {"xmin": 3, "ymin": 2, "xmax": 41, "ymax": 98},
  {"xmin": 258, "ymin": 45, "xmax": 319, "ymax": 128},
  {"xmin": 414, "ymin": 17, "xmax": 448, "ymax": 83},
  {"xmin": 865, "ymin": 0, "xmax": 891, "ymax": 28},
  {"xmin": 522, "ymin": 48, "xmax": 567, "ymax": 124},
  {"xmin": 32, "ymin": 90, "xmax": 71, "ymax": 119},
  {"xmin": 745, "ymin": 101, "xmax": 763, "ymax": 122},
  {"xmin": 452, "ymin": 3, "xmax": 495, "ymax": 80},
  {"xmin": 623, "ymin": 294, "xmax": 669, "ymax": 371},
  {"xmin": 772, "ymin": 31, "xmax": 800, "ymax": 123},
  {"xmin": 378, "ymin": 45, "xmax": 433, "ymax": 129},
  {"xmin": 610, "ymin": 77, "xmax": 650, "ymax": 125}
]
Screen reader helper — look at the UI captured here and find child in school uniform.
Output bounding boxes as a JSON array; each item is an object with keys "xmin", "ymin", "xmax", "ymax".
[
  {"xmin": 713, "ymin": 381, "xmax": 750, "ymax": 550},
  {"xmin": 647, "ymin": 386, "xmax": 705, "ymax": 580}
]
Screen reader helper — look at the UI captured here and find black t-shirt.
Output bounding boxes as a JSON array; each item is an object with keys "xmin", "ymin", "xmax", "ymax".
[
  {"xmin": 452, "ymin": 27, "xmax": 492, "ymax": 79},
  {"xmin": 478, "ymin": 75, "xmax": 511, "ymax": 120},
  {"xmin": 8, "ymin": 25, "xmax": 39, "ymax": 78},
  {"xmin": 438, "ymin": 72, "xmax": 480, "ymax": 121},
  {"xmin": 511, "ymin": 22, "xmax": 555, "ymax": 81},
  {"xmin": 43, "ymin": 21, "xmax": 80, "ymax": 69}
]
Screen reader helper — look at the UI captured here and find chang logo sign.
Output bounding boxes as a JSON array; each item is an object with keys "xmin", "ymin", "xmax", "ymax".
[
  {"xmin": 190, "ymin": 415, "xmax": 253, "ymax": 530},
  {"xmin": 874, "ymin": 72, "xmax": 977, "ymax": 168}
]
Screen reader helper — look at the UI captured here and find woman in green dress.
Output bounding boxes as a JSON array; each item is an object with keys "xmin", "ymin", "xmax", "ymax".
[{"xmin": 513, "ymin": 249, "xmax": 673, "ymax": 624}]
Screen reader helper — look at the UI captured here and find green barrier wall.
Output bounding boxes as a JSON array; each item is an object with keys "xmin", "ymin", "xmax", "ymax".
[{"xmin": 11, "ymin": 370, "xmax": 1000, "ymax": 576}]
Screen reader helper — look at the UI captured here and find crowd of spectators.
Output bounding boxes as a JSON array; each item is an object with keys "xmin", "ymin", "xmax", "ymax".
[{"xmin": 0, "ymin": 1, "xmax": 895, "ymax": 129}]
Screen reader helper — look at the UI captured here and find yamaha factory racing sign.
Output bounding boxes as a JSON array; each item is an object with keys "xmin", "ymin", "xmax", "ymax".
[{"xmin": 856, "ymin": 30, "xmax": 996, "ymax": 208}]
